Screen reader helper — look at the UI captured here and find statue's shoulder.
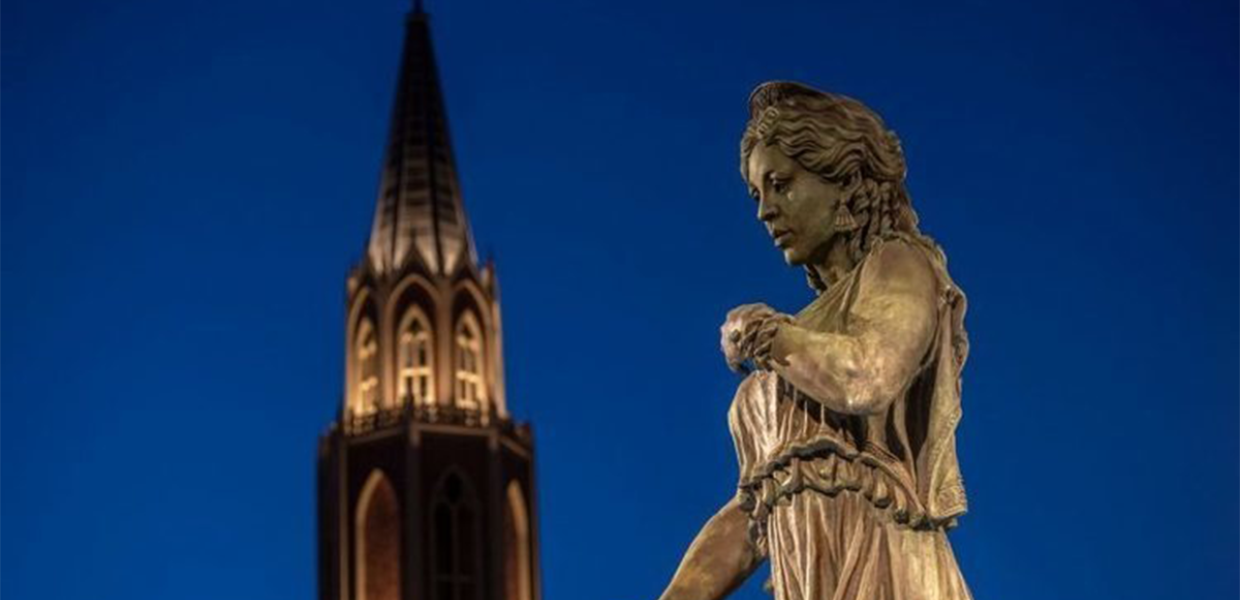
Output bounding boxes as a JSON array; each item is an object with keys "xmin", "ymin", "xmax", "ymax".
[{"xmin": 857, "ymin": 235, "xmax": 939, "ymax": 301}]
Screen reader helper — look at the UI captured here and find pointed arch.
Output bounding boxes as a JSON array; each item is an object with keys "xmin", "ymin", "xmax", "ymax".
[
  {"xmin": 384, "ymin": 273, "xmax": 440, "ymax": 405},
  {"xmin": 453, "ymin": 311, "xmax": 486, "ymax": 414},
  {"xmin": 450, "ymin": 279, "xmax": 492, "ymax": 333},
  {"xmin": 430, "ymin": 469, "xmax": 482, "ymax": 600},
  {"xmin": 353, "ymin": 318, "xmax": 380, "ymax": 415},
  {"xmin": 345, "ymin": 287, "xmax": 379, "ymax": 415},
  {"xmin": 396, "ymin": 305, "xmax": 435, "ymax": 406},
  {"xmin": 451, "ymin": 279, "xmax": 498, "ymax": 418},
  {"xmin": 356, "ymin": 470, "xmax": 401, "ymax": 600},
  {"xmin": 504, "ymin": 480, "xmax": 532, "ymax": 600}
]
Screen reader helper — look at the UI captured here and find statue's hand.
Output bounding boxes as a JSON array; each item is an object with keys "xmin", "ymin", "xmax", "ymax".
[{"xmin": 721, "ymin": 303, "xmax": 790, "ymax": 373}]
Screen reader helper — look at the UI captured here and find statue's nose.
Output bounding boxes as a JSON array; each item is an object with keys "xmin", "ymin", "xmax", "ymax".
[{"xmin": 757, "ymin": 196, "xmax": 778, "ymax": 222}]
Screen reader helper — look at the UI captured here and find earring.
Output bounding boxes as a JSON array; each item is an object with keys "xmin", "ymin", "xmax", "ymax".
[{"xmin": 835, "ymin": 204, "xmax": 858, "ymax": 230}]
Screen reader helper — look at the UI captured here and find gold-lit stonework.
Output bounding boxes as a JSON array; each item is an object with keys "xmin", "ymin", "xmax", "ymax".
[
  {"xmin": 318, "ymin": 6, "xmax": 540, "ymax": 600},
  {"xmin": 657, "ymin": 82, "xmax": 972, "ymax": 600}
]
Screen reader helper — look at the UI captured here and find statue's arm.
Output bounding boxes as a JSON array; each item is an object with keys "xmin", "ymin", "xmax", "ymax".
[
  {"xmin": 769, "ymin": 241, "xmax": 938, "ymax": 416},
  {"xmin": 657, "ymin": 496, "xmax": 764, "ymax": 600}
]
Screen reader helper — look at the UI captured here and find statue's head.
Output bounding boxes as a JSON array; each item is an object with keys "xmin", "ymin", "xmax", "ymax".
[{"xmin": 740, "ymin": 82, "xmax": 920, "ymax": 283}]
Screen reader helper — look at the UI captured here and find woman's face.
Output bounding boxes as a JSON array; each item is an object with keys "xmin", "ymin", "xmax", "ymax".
[{"xmin": 746, "ymin": 142, "xmax": 845, "ymax": 266}]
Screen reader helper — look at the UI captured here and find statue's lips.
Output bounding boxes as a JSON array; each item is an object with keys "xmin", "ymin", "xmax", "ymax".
[{"xmin": 772, "ymin": 229, "xmax": 794, "ymax": 248}]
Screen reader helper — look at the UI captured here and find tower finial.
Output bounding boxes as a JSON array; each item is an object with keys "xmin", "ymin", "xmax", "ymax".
[{"xmin": 413, "ymin": 0, "xmax": 424, "ymax": 14}]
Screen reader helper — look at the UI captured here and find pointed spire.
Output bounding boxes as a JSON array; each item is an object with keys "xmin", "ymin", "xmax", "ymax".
[{"xmin": 367, "ymin": 7, "xmax": 477, "ymax": 276}]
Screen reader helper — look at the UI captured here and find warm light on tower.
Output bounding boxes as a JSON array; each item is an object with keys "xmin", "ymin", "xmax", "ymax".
[{"xmin": 318, "ymin": 6, "xmax": 539, "ymax": 600}]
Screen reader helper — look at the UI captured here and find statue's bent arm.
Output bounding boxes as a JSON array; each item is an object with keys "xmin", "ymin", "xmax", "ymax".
[
  {"xmin": 656, "ymin": 496, "xmax": 765, "ymax": 600},
  {"xmin": 769, "ymin": 241, "xmax": 938, "ymax": 416}
]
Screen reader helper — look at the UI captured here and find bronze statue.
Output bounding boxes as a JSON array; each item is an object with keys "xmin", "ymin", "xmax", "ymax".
[{"xmin": 657, "ymin": 82, "xmax": 973, "ymax": 600}]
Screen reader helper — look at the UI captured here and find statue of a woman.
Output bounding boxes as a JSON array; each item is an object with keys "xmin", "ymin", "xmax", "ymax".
[{"xmin": 657, "ymin": 82, "xmax": 973, "ymax": 600}]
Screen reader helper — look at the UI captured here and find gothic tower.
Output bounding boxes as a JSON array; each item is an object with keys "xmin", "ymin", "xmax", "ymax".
[{"xmin": 317, "ymin": 6, "xmax": 539, "ymax": 600}]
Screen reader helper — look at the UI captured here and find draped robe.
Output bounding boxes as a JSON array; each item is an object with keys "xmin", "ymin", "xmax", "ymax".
[{"xmin": 729, "ymin": 235, "xmax": 972, "ymax": 600}]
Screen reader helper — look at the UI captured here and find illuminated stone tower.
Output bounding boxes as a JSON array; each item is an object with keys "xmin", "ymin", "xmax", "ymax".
[{"xmin": 317, "ymin": 6, "xmax": 539, "ymax": 600}]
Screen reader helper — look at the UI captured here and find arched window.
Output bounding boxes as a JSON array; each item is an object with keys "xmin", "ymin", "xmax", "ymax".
[
  {"xmin": 431, "ymin": 471, "xmax": 481, "ymax": 600},
  {"xmin": 355, "ymin": 319, "xmax": 379, "ymax": 415},
  {"xmin": 454, "ymin": 313, "xmax": 484, "ymax": 412},
  {"xmin": 397, "ymin": 307, "xmax": 434, "ymax": 406},
  {"xmin": 504, "ymin": 481, "xmax": 532, "ymax": 600},
  {"xmin": 356, "ymin": 471, "xmax": 401, "ymax": 600}
]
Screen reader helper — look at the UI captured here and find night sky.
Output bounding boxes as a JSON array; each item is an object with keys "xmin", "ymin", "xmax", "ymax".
[{"xmin": 3, "ymin": 1, "xmax": 1236, "ymax": 599}]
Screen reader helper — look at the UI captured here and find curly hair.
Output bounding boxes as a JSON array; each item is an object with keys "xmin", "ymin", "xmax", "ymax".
[{"xmin": 740, "ymin": 82, "xmax": 924, "ymax": 291}]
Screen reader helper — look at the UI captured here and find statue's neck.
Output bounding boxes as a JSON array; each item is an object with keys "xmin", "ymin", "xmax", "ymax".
[{"xmin": 810, "ymin": 237, "xmax": 856, "ymax": 288}]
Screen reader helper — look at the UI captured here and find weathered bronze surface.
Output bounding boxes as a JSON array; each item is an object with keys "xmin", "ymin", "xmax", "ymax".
[{"xmin": 657, "ymin": 82, "xmax": 972, "ymax": 600}]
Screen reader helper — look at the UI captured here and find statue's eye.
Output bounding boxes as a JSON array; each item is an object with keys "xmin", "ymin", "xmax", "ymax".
[{"xmin": 771, "ymin": 176, "xmax": 789, "ymax": 194}]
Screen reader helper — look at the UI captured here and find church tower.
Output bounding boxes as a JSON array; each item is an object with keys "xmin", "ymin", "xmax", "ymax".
[{"xmin": 318, "ymin": 6, "xmax": 539, "ymax": 600}]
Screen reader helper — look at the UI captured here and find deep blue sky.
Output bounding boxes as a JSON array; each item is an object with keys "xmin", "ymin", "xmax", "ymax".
[{"xmin": 3, "ymin": 0, "xmax": 1236, "ymax": 599}]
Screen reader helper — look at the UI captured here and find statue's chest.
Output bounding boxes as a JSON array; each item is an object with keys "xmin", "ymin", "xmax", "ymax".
[{"xmin": 793, "ymin": 273, "xmax": 859, "ymax": 334}]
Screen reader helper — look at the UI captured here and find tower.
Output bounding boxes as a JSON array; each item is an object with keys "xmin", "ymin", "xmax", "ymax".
[{"xmin": 317, "ymin": 6, "xmax": 539, "ymax": 600}]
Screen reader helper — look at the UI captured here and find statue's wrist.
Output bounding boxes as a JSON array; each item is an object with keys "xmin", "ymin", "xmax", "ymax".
[
  {"xmin": 752, "ymin": 315, "xmax": 794, "ymax": 368},
  {"xmin": 766, "ymin": 320, "xmax": 798, "ymax": 367}
]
